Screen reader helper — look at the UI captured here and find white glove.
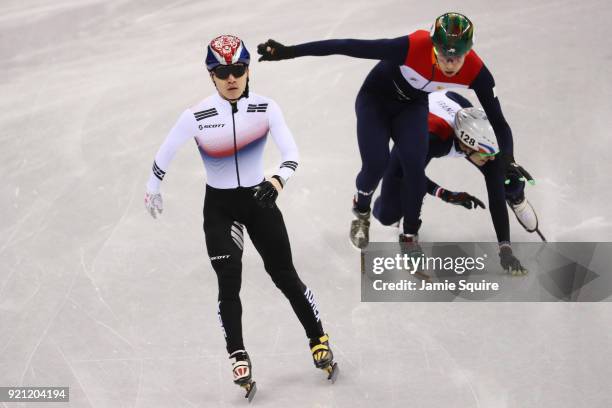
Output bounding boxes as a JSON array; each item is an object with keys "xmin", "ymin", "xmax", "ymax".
[{"xmin": 144, "ymin": 191, "xmax": 163, "ymax": 219}]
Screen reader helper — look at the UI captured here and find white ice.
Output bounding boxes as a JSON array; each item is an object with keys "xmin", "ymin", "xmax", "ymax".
[{"xmin": 1, "ymin": 1, "xmax": 612, "ymax": 407}]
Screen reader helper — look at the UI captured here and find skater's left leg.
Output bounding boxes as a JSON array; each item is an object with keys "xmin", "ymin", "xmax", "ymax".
[
  {"xmin": 246, "ymin": 197, "xmax": 337, "ymax": 378},
  {"xmin": 392, "ymin": 99, "xmax": 429, "ymax": 236},
  {"xmin": 244, "ymin": 203, "xmax": 325, "ymax": 340}
]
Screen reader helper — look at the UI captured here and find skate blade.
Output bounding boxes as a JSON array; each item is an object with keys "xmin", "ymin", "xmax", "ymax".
[
  {"xmin": 240, "ymin": 381, "xmax": 257, "ymax": 402},
  {"xmin": 324, "ymin": 362, "xmax": 339, "ymax": 384},
  {"xmin": 360, "ymin": 251, "xmax": 365, "ymax": 274}
]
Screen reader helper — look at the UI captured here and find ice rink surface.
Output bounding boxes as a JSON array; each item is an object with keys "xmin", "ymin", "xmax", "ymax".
[{"xmin": 2, "ymin": 0, "xmax": 612, "ymax": 406}]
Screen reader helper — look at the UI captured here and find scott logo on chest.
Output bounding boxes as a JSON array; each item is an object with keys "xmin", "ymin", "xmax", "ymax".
[{"xmin": 199, "ymin": 123, "xmax": 226, "ymax": 130}]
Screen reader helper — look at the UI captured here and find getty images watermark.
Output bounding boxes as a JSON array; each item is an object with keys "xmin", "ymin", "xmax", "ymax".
[
  {"xmin": 361, "ymin": 242, "xmax": 612, "ymax": 302},
  {"xmin": 370, "ymin": 251, "xmax": 498, "ymax": 293}
]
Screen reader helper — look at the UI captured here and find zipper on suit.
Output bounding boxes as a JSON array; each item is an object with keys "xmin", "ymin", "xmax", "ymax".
[{"xmin": 230, "ymin": 101, "xmax": 241, "ymax": 186}]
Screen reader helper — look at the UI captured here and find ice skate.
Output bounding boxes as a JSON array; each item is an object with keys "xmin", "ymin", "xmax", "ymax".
[
  {"xmin": 230, "ymin": 350, "xmax": 257, "ymax": 402},
  {"xmin": 507, "ymin": 197, "xmax": 546, "ymax": 241},
  {"xmin": 399, "ymin": 234, "xmax": 429, "ymax": 280},
  {"xmin": 507, "ymin": 197, "xmax": 538, "ymax": 232},
  {"xmin": 399, "ymin": 233, "xmax": 422, "ymax": 257},
  {"xmin": 310, "ymin": 334, "xmax": 339, "ymax": 383},
  {"xmin": 350, "ymin": 204, "xmax": 371, "ymax": 249}
]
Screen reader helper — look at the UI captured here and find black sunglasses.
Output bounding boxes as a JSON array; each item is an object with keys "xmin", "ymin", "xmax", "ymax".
[{"xmin": 213, "ymin": 64, "xmax": 247, "ymax": 80}]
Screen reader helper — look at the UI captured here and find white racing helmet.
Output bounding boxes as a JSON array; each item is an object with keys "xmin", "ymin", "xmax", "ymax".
[{"xmin": 453, "ymin": 107, "xmax": 499, "ymax": 155}]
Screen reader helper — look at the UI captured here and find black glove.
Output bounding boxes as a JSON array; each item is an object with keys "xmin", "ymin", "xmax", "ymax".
[
  {"xmin": 499, "ymin": 246, "xmax": 528, "ymax": 276},
  {"xmin": 438, "ymin": 189, "xmax": 486, "ymax": 210},
  {"xmin": 257, "ymin": 39, "xmax": 295, "ymax": 61},
  {"xmin": 502, "ymin": 155, "xmax": 535, "ymax": 186},
  {"xmin": 253, "ymin": 181, "xmax": 279, "ymax": 208}
]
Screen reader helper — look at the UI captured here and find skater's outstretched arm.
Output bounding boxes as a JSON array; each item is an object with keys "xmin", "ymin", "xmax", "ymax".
[{"xmin": 258, "ymin": 37, "xmax": 409, "ymax": 65}]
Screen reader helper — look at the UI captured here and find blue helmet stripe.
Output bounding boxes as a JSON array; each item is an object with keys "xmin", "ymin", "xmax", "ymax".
[{"xmin": 480, "ymin": 143, "xmax": 496, "ymax": 154}]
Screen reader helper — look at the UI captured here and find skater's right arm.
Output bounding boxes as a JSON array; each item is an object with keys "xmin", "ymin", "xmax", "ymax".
[
  {"xmin": 426, "ymin": 177, "xmax": 440, "ymax": 196},
  {"xmin": 146, "ymin": 110, "xmax": 199, "ymax": 193},
  {"xmin": 426, "ymin": 176, "xmax": 485, "ymax": 210},
  {"xmin": 258, "ymin": 37, "xmax": 409, "ymax": 65},
  {"xmin": 145, "ymin": 110, "xmax": 198, "ymax": 217},
  {"xmin": 432, "ymin": 186, "xmax": 486, "ymax": 210}
]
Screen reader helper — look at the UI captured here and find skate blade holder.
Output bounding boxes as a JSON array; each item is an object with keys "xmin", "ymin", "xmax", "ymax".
[
  {"xmin": 324, "ymin": 362, "xmax": 339, "ymax": 384},
  {"xmin": 240, "ymin": 381, "xmax": 257, "ymax": 402}
]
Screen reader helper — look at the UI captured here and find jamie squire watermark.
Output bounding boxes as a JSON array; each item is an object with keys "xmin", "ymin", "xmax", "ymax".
[{"xmin": 373, "ymin": 279, "xmax": 499, "ymax": 292}]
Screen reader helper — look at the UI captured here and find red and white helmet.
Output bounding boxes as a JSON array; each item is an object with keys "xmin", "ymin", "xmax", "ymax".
[{"xmin": 206, "ymin": 35, "xmax": 251, "ymax": 71}]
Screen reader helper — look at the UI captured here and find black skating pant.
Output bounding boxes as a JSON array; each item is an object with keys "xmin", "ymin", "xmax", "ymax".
[{"xmin": 203, "ymin": 184, "xmax": 325, "ymax": 354}]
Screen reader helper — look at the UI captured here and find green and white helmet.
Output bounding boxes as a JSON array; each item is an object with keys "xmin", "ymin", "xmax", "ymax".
[{"xmin": 430, "ymin": 12, "xmax": 474, "ymax": 57}]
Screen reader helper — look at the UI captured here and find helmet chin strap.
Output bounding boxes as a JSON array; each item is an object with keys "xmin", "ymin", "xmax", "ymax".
[
  {"xmin": 242, "ymin": 77, "xmax": 250, "ymax": 99},
  {"xmin": 454, "ymin": 138, "xmax": 469, "ymax": 154}
]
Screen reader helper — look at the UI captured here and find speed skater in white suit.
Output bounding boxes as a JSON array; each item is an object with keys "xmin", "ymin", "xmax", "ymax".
[{"xmin": 144, "ymin": 35, "xmax": 338, "ymax": 401}]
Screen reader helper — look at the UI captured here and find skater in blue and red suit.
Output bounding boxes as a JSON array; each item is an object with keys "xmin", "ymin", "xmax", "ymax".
[
  {"xmin": 257, "ymin": 12, "xmax": 534, "ymax": 256},
  {"xmin": 373, "ymin": 90, "xmax": 543, "ymax": 275}
]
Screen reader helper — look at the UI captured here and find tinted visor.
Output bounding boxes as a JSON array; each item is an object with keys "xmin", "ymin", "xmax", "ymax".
[
  {"xmin": 433, "ymin": 45, "xmax": 468, "ymax": 59},
  {"xmin": 213, "ymin": 63, "xmax": 247, "ymax": 79}
]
